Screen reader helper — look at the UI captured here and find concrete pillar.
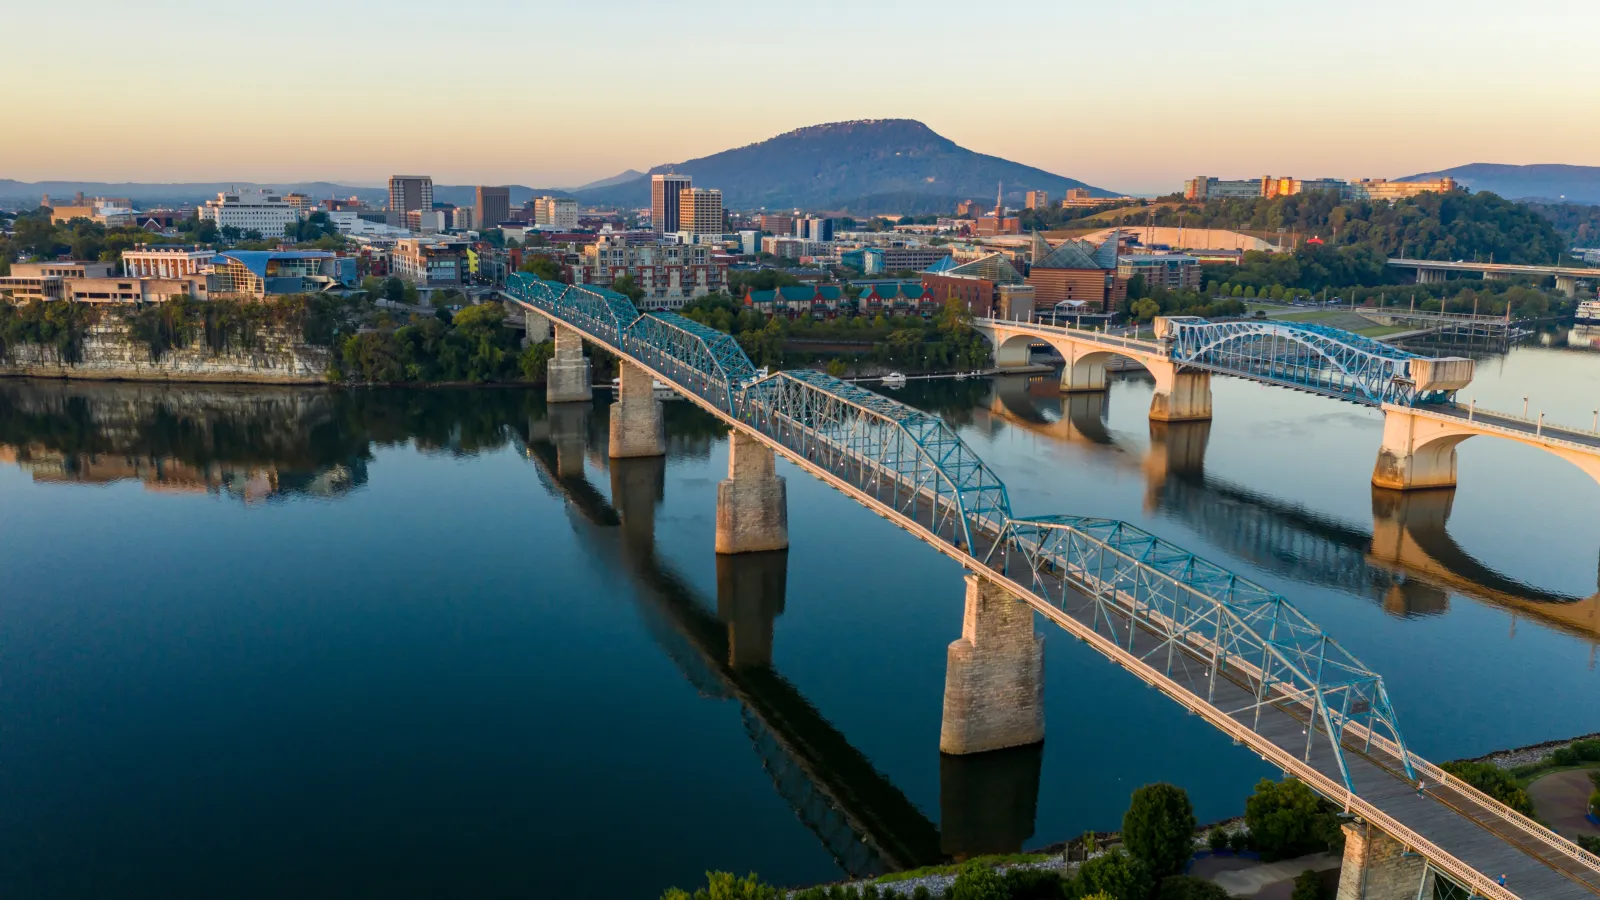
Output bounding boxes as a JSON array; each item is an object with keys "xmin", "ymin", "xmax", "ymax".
[
  {"xmin": 1148, "ymin": 362, "xmax": 1212, "ymax": 422},
  {"xmin": 940, "ymin": 574, "xmax": 1044, "ymax": 755},
  {"xmin": 715, "ymin": 430, "xmax": 789, "ymax": 554},
  {"xmin": 939, "ymin": 742, "xmax": 1042, "ymax": 859},
  {"xmin": 1371, "ymin": 408, "xmax": 1463, "ymax": 491},
  {"xmin": 995, "ymin": 336, "xmax": 1033, "ymax": 368},
  {"xmin": 547, "ymin": 401, "xmax": 589, "ymax": 479},
  {"xmin": 1058, "ymin": 345, "xmax": 1108, "ymax": 393},
  {"xmin": 524, "ymin": 309, "xmax": 552, "ymax": 343},
  {"xmin": 1556, "ymin": 275, "xmax": 1578, "ymax": 298},
  {"xmin": 1335, "ymin": 822, "xmax": 1434, "ymax": 900},
  {"xmin": 716, "ymin": 550, "xmax": 788, "ymax": 669},
  {"xmin": 547, "ymin": 323, "xmax": 592, "ymax": 404},
  {"xmin": 609, "ymin": 360, "xmax": 665, "ymax": 459}
]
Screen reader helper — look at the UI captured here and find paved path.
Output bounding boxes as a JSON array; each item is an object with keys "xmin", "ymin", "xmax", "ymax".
[
  {"xmin": 1199, "ymin": 853, "xmax": 1340, "ymax": 898},
  {"xmin": 1529, "ymin": 770, "xmax": 1600, "ymax": 839}
]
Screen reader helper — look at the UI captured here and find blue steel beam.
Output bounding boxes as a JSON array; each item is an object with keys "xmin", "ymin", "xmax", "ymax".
[{"xmin": 502, "ymin": 274, "xmax": 1416, "ymax": 792}]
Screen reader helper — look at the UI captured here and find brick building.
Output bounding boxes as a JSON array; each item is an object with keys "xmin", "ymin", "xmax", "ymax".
[{"xmin": 1025, "ymin": 231, "xmax": 1124, "ymax": 312}]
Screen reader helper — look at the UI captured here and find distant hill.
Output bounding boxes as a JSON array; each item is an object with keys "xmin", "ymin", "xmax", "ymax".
[
  {"xmin": 1397, "ymin": 164, "xmax": 1600, "ymax": 205},
  {"xmin": 570, "ymin": 169, "xmax": 645, "ymax": 192},
  {"xmin": 572, "ymin": 119, "xmax": 1114, "ymax": 212},
  {"xmin": 0, "ymin": 179, "xmax": 571, "ymax": 210}
]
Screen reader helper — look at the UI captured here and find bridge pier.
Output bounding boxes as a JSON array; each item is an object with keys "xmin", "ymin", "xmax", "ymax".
[
  {"xmin": 547, "ymin": 322, "xmax": 592, "ymax": 404},
  {"xmin": 1371, "ymin": 408, "xmax": 1461, "ymax": 491},
  {"xmin": 1058, "ymin": 347, "xmax": 1108, "ymax": 393},
  {"xmin": 716, "ymin": 550, "xmax": 788, "ymax": 669},
  {"xmin": 1556, "ymin": 275, "xmax": 1578, "ymax": 298},
  {"xmin": 1335, "ymin": 822, "xmax": 1434, "ymax": 900},
  {"xmin": 1148, "ymin": 363, "xmax": 1213, "ymax": 422},
  {"xmin": 609, "ymin": 361, "xmax": 665, "ymax": 459},
  {"xmin": 940, "ymin": 574, "xmax": 1044, "ymax": 755},
  {"xmin": 716, "ymin": 431, "xmax": 789, "ymax": 554},
  {"xmin": 548, "ymin": 401, "xmax": 590, "ymax": 479},
  {"xmin": 524, "ymin": 310, "xmax": 552, "ymax": 344}
]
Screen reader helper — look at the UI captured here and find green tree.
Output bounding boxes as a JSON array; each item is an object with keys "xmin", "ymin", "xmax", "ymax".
[
  {"xmin": 1290, "ymin": 870, "xmax": 1330, "ymax": 900},
  {"xmin": 1244, "ymin": 778, "xmax": 1344, "ymax": 861},
  {"xmin": 1076, "ymin": 848, "xmax": 1153, "ymax": 900},
  {"xmin": 520, "ymin": 254, "xmax": 564, "ymax": 281},
  {"xmin": 383, "ymin": 277, "xmax": 406, "ymax": 304},
  {"xmin": 1155, "ymin": 875, "xmax": 1230, "ymax": 900},
  {"xmin": 1438, "ymin": 762, "xmax": 1534, "ymax": 816},
  {"xmin": 611, "ymin": 272, "xmax": 646, "ymax": 303},
  {"xmin": 1123, "ymin": 782, "xmax": 1198, "ymax": 879}
]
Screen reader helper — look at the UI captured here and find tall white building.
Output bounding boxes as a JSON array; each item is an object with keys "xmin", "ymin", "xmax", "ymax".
[
  {"xmin": 198, "ymin": 189, "xmax": 301, "ymax": 236},
  {"xmin": 533, "ymin": 196, "xmax": 578, "ymax": 230}
]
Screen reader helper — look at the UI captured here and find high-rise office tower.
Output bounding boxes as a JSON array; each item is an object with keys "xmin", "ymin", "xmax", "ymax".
[
  {"xmin": 389, "ymin": 176, "xmax": 433, "ymax": 227},
  {"xmin": 678, "ymin": 188, "xmax": 723, "ymax": 236},
  {"xmin": 474, "ymin": 186, "xmax": 510, "ymax": 231},
  {"xmin": 651, "ymin": 173, "xmax": 691, "ymax": 233}
]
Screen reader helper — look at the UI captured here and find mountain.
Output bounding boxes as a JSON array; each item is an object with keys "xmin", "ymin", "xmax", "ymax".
[
  {"xmin": 1397, "ymin": 164, "xmax": 1600, "ymax": 205},
  {"xmin": 571, "ymin": 119, "xmax": 1114, "ymax": 212},
  {"xmin": 0, "ymin": 180, "xmax": 571, "ymax": 210},
  {"xmin": 570, "ymin": 169, "xmax": 645, "ymax": 192}
]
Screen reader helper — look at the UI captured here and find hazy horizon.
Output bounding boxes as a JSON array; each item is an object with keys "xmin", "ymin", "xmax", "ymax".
[{"xmin": 5, "ymin": 0, "xmax": 1597, "ymax": 196}]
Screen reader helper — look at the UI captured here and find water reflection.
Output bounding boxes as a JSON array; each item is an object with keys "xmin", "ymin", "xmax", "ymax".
[{"xmin": 973, "ymin": 374, "xmax": 1600, "ymax": 652}]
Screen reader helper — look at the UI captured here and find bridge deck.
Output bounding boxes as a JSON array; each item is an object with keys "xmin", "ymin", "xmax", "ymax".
[{"xmin": 1426, "ymin": 405, "xmax": 1600, "ymax": 452}]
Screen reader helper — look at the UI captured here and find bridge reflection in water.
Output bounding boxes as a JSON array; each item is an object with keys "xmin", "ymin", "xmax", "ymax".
[
  {"xmin": 522, "ymin": 400, "xmax": 1043, "ymax": 877},
  {"xmin": 985, "ymin": 375, "xmax": 1600, "ymax": 662}
]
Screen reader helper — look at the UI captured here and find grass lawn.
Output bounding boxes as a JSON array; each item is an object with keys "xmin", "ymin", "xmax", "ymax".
[{"xmin": 874, "ymin": 853, "xmax": 1053, "ymax": 884}]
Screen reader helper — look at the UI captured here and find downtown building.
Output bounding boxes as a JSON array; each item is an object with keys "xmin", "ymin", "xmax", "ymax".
[
  {"xmin": 388, "ymin": 175, "xmax": 433, "ymax": 227},
  {"xmin": 532, "ymin": 196, "xmax": 579, "ymax": 230},
  {"xmin": 475, "ymin": 186, "xmax": 510, "ymax": 231},
  {"xmin": 651, "ymin": 173, "xmax": 691, "ymax": 233},
  {"xmin": 677, "ymin": 188, "xmax": 723, "ymax": 238},
  {"xmin": 1184, "ymin": 174, "xmax": 1458, "ymax": 202},
  {"xmin": 198, "ymin": 189, "xmax": 302, "ymax": 236},
  {"xmin": 569, "ymin": 236, "xmax": 726, "ymax": 310}
]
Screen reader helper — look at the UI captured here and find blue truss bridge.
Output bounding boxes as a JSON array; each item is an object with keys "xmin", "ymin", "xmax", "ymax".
[{"xmin": 503, "ymin": 274, "xmax": 1600, "ymax": 900}]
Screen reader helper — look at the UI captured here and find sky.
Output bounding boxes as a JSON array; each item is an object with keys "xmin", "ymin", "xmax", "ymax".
[{"xmin": 6, "ymin": 0, "xmax": 1599, "ymax": 195}]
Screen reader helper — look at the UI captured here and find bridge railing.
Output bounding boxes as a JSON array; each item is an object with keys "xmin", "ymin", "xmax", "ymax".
[{"xmin": 973, "ymin": 317, "xmax": 1166, "ymax": 355}]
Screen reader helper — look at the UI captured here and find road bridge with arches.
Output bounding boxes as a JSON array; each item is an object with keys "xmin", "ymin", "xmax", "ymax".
[{"xmin": 504, "ymin": 274, "xmax": 1600, "ymax": 900}]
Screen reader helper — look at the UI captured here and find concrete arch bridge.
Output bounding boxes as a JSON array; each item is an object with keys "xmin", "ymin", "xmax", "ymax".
[{"xmin": 970, "ymin": 316, "xmax": 1600, "ymax": 493}]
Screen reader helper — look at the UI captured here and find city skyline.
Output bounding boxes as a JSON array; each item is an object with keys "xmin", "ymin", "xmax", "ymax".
[{"xmin": 5, "ymin": 0, "xmax": 1598, "ymax": 195}]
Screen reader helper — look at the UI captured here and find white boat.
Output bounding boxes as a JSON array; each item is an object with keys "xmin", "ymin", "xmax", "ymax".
[
  {"xmin": 610, "ymin": 376, "xmax": 679, "ymax": 399},
  {"xmin": 1577, "ymin": 299, "xmax": 1600, "ymax": 325},
  {"xmin": 881, "ymin": 372, "xmax": 908, "ymax": 388}
]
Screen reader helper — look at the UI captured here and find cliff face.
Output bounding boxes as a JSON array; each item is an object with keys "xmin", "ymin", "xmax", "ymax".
[{"xmin": 0, "ymin": 318, "xmax": 331, "ymax": 384}]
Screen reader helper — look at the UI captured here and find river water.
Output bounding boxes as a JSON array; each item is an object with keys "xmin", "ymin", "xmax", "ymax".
[{"xmin": 1, "ymin": 329, "xmax": 1597, "ymax": 899}]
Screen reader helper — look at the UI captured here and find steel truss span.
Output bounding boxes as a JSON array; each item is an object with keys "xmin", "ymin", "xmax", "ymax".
[
  {"xmin": 503, "ymin": 275, "xmax": 1600, "ymax": 899},
  {"xmin": 1161, "ymin": 316, "xmax": 1457, "ymax": 406}
]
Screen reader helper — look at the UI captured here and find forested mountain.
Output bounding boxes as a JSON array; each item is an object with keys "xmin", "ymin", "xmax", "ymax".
[
  {"xmin": 570, "ymin": 119, "xmax": 1112, "ymax": 212},
  {"xmin": 1396, "ymin": 164, "xmax": 1600, "ymax": 205}
]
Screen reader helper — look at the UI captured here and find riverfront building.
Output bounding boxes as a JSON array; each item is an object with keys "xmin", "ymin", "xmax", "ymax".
[
  {"xmin": 199, "ymin": 189, "xmax": 301, "ymax": 236},
  {"xmin": 568, "ymin": 236, "xmax": 725, "ymax": 310},
  {"xmin": 122, "ymin": 245, "xmax": 215, "ymax": 279}
]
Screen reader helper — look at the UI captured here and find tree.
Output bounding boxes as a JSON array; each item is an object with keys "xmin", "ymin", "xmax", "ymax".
[
  {"xmin": 659, "ymin": 871, "xmax": 780, "ymax": 900},
  {"xmin": 1123, "ymin": 783, "xmax": 1198, "ymax": 879},
  {"xmin": 520, "ymin": 255, "xmax": 564, "ymax": 282},
  {"xmin": 1244, "ymin": 778, "xmax": 1344, "ymax": 861},
  {"xmin": 1290, "ymin": 870, "xmax": 1330, "ymax": 900},
  {"xmin": 611, "ymin": 272, "xmax": 646, "ymax": 303},
  {"xmin": 383, "ymin": 277, "xmax": 406, "ymax": 305},
  {"xmin": 949, "ymin": 861, "xmax": 1008, "ymax": 900},
  {"xmin": 1438, "ymin": 762, "xmax": 1534, "ymax": 816},
  {"xmin": 1076, "ymin": 848, "xmax": 1153, "ymax": 900}
]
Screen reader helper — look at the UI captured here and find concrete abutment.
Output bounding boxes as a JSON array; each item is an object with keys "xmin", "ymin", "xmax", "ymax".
[
  {"xmin": 1149, "ymin": 362, "xmax": 1213, "ymax": 423},
  {"xmin": 940, "ymin": 574, "xmax": 1044, "ymax": 755},
  {"xmin": 547, "ymin": 322, "xmax": 592, "ymax": 404},
  {"xmin": 715, "ymin": 431, "xmax": 789, "ymax": 555}
]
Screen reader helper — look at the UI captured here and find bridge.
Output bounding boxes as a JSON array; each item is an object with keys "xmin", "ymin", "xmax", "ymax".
[
  {"xmin": 521, "ymin": 405, "xmax": 1042, "ymax": 875},
  {"xmin": 1388, "ymin": 258, "xmax": 1600, "ymax": 297},
  {"xmin": 981, "ymin": 377, "xmax": 1600, "ymax": 653},
  {"xmin": 503, "ymin": 273, "xmax": 1600, "ymax": 900},
  {"xmin": 969, "ymin": 314, "xmax": 1600, "ymax": 493}
]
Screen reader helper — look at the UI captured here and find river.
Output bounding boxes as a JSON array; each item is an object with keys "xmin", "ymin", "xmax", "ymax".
[{"xmin": 1, "ymin": 328, "xmax": 1596, "ymax": 899}]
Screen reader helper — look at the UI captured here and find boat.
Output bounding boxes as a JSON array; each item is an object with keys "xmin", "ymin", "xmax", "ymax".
[
  {"xmin": 1577, "ymin": 299, "xmax": 1600, "ymax": 325},
  {"xmin": 609, "ymin": 376, "xmax": 680, "ymax": 400},
  {"xmin": 881, "ymin": 372, "xmax": 907, "ymax": 388}
]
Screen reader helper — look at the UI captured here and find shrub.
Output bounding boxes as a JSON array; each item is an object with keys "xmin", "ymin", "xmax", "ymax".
[
  {"xmin": 1552, "ymin": 740, "xmax": 1600, "ymax": 766},
  {"xmin": 1206, "ymin": 830, "xmax": 1229, "ymax": 853},
  {"xmin": 1244, "ymin": 778, "xmax": 1343, "ymax": 861},
  {"xmin": 1579, "ymin": 835, "xmax": 1600, "ymax": 854},
  {"xmin": 1589, "ymin": 770, "xmax": 1600, "ymax": 792},
  {"xmin": 1227, "ymin": 830, "xmax": 1250, "ymax": 853},
  {"xmin": 1589, "ymin": 789, "xmax": 1600, "ymax": 816},
  {"xmin": 1075, "ymin": 848, "xmax": 1153, "ymax": 900},
  {"xmin": 1439, "ymin": 762, "xmax": 1535, "ymax": 816},
  {"xmin": 1156, "ymin": 875, "xmax": 1230, "ymax": 900},
  {"xmin": 659, "ymin": 871, "xmax": 781, "ymax": 900},
  {"xmin": 1290, "ymin": 870, "xmax": 1330, "ymax": 900},
  {"xmin": 910, "ymin": 888, "xmax": 931, "ymax": 900},
  {"xmin": 1000, "ymin": 868, "xmax": 1069, "ymax": 900},
  {"xmin": 949, "ymin": 861, "xmax": 1007, "ymax": 900},
  {"xmin": 1123, "ymin": 783, "xmax": 1198, "ymax": 879}
]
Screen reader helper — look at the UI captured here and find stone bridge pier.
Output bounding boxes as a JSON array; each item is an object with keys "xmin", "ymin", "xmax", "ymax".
[
  {"xmin": 1335, "ymin": 821, "xmax": 1434, "ymax": 900},
  {"xmin": 1147, "ymin": 361, "xmax": 1212, "ymax": 423},
  {"xmin": 609, "ymin": 361, "xmax": 665, "ymax": 459},
  {"xmin": 940, "ymin": 574, "xmax": 1044, "ymax": 755},
  {"xmin": 716, "ymin": 550, "xmax": 788, "ymax": 669},
  {"xmin": 547, "ymin": 322, "xmax": 592, "ymax": 404},
  {"xmin": 716, "ymin": 431, "xmax": 789, "ymax": 555}
]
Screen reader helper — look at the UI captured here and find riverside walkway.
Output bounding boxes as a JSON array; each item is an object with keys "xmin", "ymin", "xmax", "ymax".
[{"xmin": 502, "ymin": 274, "xmax": 1600, "ymax": 899}]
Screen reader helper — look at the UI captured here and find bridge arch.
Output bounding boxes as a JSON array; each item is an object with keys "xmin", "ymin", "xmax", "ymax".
[{"xmin": 1374, "ymin": 406, "xmax": 1600, "ymax": 493}]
